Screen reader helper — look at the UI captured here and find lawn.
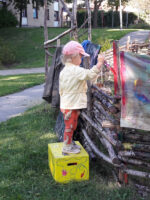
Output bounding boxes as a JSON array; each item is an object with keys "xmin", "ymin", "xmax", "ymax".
[
  {"xmin": 0, "ymin": 73, "xmax": 45, "ymax": 96},
  {"xmin": 0, "ymin": 27, "xmax": 140, "ymax": 70},
  {"xmin": 0, "ymin": 103, "xmax": 146, "ymax": 200}
]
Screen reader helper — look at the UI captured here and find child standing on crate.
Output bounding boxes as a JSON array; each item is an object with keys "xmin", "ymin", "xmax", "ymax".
[{"xmin": 59, "ymin": 40, "xmax": 105, "ymax": 154}]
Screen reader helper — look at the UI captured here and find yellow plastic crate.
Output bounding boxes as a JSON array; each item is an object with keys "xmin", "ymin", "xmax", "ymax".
[{"xmin": 48, "ymin": 141, "xmax": 89, "ymax": 183}]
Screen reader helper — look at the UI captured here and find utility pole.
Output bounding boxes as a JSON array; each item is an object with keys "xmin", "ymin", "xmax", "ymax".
[{"xmin": 119, "ymin": 0, "xmax": 123, "ymax": 30}]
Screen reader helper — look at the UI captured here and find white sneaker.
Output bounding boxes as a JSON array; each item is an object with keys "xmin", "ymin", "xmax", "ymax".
[
  {"xmin": 71, "ymin": 141, "xmax": 81, "ymax": 150},
  {"xmin": 62, "ymin": 144, "xmax": 80, "ymax": 154}
]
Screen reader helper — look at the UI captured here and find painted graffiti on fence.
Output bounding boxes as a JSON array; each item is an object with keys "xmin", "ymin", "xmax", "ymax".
[{"xmin": 120, "ymin": 52, "xmax": 150, "ymax": 131}]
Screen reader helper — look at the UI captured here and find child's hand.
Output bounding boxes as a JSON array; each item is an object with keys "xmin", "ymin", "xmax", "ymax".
[
  {"xmin": 97, "ymin": 54, "xmax": 105, "ymax": 69},
  {"xmin": 98, "ymin": 53, "xmax": 105, "ymax": 63}
]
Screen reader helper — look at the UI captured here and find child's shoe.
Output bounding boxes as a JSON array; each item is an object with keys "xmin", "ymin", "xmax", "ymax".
[
  {"xmin": 71, "ymin": 140, "xmax": 81, "ymax": 150},
  {"xmin": 62, "ymin": 144, "xmax": 80, "ymax": 154}
]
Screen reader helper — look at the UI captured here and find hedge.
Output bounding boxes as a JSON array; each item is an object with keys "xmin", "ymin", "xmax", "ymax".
[{"xmin": 77, "ymin": 10, "xmax": 138, "ymax": 28}]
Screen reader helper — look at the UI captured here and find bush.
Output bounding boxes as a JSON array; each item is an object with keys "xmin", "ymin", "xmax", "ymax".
[
  {"xmin": 77, "ymin": 11, "xmax": 88, "ymax": 28},
  {"xmin": 95, "ymin": 37, "xmax": 112, "ymax": 52},
  {"xmin": 128, "ymin": 23, "xmax": 150, "ymax": 29},
  {"xmin": 77, "ymin": 10, "xmax": 138, "ymax": 28},
  {"xmin": 0, "ymin": 46, "xmax": 16, "ymax": 65},
  {"xmin": 0, "ymin": 38, "xmax": 16, "ymax": 66},
  {"xmin": 0, "ymin": 8, "xmax": 18, "ymax": 28}
]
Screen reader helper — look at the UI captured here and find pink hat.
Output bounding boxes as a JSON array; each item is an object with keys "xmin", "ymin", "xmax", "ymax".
[{"xmin": 62, "ymin": 41, "xmax": 90, "ymax": 57}]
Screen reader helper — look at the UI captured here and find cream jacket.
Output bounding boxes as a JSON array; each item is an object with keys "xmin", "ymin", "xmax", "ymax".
[{"xmin": 59, "ymin": 62, "xmax": 100, "ymax": 109}]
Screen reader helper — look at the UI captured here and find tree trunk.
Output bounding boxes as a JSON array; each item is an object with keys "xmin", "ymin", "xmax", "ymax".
[
  {"xmin": 19, "ymin": 8, "xmax": 22, "ymax": 27},
  {"xmin": 101, "ymin": 10, "xmax": 104, "ymax": 27},
  {"xmin": 126, "ymin": 12, "xmax": 128, "ymax": 28},
  {"xmin": 85, "ymin": 0, "xmax": 91, "ymax": 41},
  {"xmin": 60, "ymin": 8, "xmax": 63, "ymax": 27},
  {"xmin": 93, "ymin": 0, "xmax": 98, "ymax": 28},
  {"xmin": 112, "ymin": 9, "xmax": 114, "ymax": 28},
  {"xmin": 119, "ymin": 0, "xmax": 122, "ymax": 30}
]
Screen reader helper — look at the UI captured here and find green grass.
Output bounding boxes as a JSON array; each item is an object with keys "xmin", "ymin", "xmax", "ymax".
[
  {"xmin": 0, "ymin": 103, "xmax": 148, "ymax": 200},
  {"xmin": 0, "ymin": 27, "xmax": 69, "ymax": 69},
  {"xmin": 0, "ymin": 73, "xmax": 45, "ymax": 96},
  {"xmin": 0, "ymin": 27, "xmax": 141, "ymax": 70}
]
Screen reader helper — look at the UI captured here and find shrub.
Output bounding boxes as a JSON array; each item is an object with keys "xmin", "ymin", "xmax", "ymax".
[
  {"xmin": 128, "ymin": 23, "xmax": 150, "ymax": 29},
  {"xmin": 0, "ymin": 46, "xmax": 16, "ymax": 65},
  {"xmin": 127, "ymin": 12, "xmax": 138, "ymax": 26},
  {"xmin": 77, "ymin": 10, "xmax": 138, "ymax": 28},
  {"xmin": 0, "ymin": 38, "xmax": 16, "ymax": 66},
  {"xmin": 77, "ymin": 11, "xmax": 88, "ymax": 28},
  {"xmin": 0, "ymin": 8, "xmax": 18, "ymax": 28},
  {"xmin": 95, "ymin": 37, "xmax": 112, "ymax": 52}
]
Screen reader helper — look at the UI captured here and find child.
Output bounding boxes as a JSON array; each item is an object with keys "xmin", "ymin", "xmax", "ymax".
[{"xmin": 59, "ymin": 40, "xmax": 105, "ymax": 154}]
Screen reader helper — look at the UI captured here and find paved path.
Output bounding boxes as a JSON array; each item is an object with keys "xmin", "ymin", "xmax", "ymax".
[
  {"xmin": 0, "ymin": 67, "xmax": 44, "ymax": 76},
  {"xmin": 119, "ymin": 30, "xmax": 150, "ymax": 46},
  {"xmin": 0, "ymin": 30, "xmax": 150, "ymax": 123},
  {"xmin": 0, "ymin": 84, "xmax": 44, "ymax": 123}
]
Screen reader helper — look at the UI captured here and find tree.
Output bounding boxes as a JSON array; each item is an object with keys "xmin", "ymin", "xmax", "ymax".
[
  {"xmin": 92, "ymin": 0, "xmax": 105, "ymax": 28},
  {"xmin": 128, "ymin": 0, "xmax": 150, "ymax": 20},
  {"xmin": 10, "ymin": 0, "xmax": 29, "ymax": 27},
  {"xmin": 108, "ymin": 0, "xmax": 129, "ymax": 29},
  {"xmin": 68, "ymin": 0, "xmax": 105, "ymax": 28},
  {"xmin": 108, "ymin": 0, "xmax": 129, "ymax": 11}
]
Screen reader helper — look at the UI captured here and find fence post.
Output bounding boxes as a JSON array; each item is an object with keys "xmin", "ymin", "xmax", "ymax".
[
  {"xmin": 113, "ymin": 40, "xmax": 121, "ymax": 96},
  {"xmin": 44, "ymin": 0, "xmax": 49, "ymax": 78},
  {"xmin": 83, "ymin": 57, "xmax": 92, "ymax": 135}
]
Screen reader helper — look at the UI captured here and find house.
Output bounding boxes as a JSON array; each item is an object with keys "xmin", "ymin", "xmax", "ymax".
[{"xmin": 0, "ymin": 0, "xmax": 63, "ymax": 27}]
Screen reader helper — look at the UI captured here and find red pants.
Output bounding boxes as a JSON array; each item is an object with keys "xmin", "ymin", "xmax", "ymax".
[{"xmin": 61, "ymin": 109, "xmax": 80, "ymax": 145}]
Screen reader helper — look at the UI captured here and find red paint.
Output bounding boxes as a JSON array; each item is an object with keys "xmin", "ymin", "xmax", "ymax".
[
  {"xmin": 81, "ymin": 171, "xmax": 85, "ymax": 178},
  {"xmin": 62, "ymin": 170, "xmax": 67, "ymax": 176},
  {"xmin": 113, "ymin": 41, "xmax": 119, "ymax": 95},
  {"xmin": 124, "ymin": 173, "xmax": 128, "ymax": 184},
  {"xmin": 120, "ymin": 51, "xmax": 126, "ymax": 118}
]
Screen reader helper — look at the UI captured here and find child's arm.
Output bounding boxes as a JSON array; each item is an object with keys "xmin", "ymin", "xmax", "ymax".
[{"xmin": 74, "ymin": 54, "xmax": 105, "ymax": 81}]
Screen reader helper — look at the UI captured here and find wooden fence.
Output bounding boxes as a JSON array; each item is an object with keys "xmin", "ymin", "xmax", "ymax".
[{"xmin": 77, "ymin": 39, "xmax": 150, "ymax": 193}]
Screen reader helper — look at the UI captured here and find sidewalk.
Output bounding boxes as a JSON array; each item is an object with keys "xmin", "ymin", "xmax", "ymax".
[
  {"xmin": 0, "ymin": 84, "xmax": 44, "ymax": 123},
  {"xmin": 0, "ymin": 67, "xmax": 44, "ymax": 76},
  {"xmin": 119, "ymin": 30, "xmax": 150, "ymax": 46}
]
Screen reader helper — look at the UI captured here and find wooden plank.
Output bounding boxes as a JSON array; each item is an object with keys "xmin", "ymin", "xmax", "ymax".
[{"xmin": 44, "ymin": 27, "xmax": 76, "ymax": 46}]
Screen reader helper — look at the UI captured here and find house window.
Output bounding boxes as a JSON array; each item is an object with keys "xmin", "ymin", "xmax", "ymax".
[
  {"xmin": 33, "ymin": 8, "xmax": 38, "ymax": 19},
  {"xmin": 47, "ymin": 9, "xmax": 49, "ymax": 20},
  {"xmin": 22, "ymin": 8, "xmax": 27, "ymax": 17},
  {"xmin": 0, "ymin": 0, "xmax": 6, "ymax": 7},
  {"xmin": 54, "ymin": 11, "xmax": 59, "ymax": 21}
]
